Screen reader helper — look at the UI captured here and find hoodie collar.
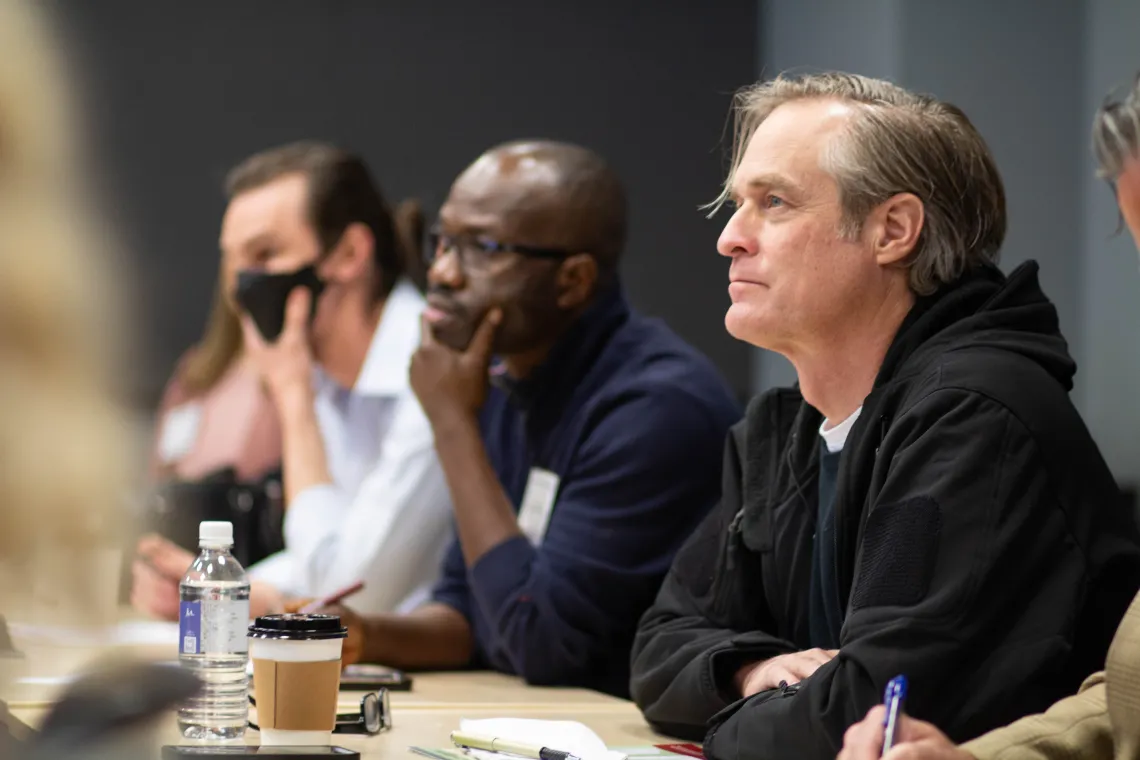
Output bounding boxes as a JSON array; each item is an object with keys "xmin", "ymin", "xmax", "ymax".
[{"xmin": 873, "ymin": 260, "xmax": 1074, "ymax": 391}]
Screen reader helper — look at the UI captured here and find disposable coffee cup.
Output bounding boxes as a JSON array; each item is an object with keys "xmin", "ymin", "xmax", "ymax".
[{"xmin": 248, "ymin": 614, "xmax": 348, "ymax": 746}]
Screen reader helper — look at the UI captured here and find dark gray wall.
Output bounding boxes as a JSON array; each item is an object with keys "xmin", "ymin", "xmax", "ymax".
[
  {"xmin": 55, "ymin": 1, "xmax": 756, "ymax": 405},
  {"xmin": 898, "ymin": 0, "xmax": 1084, "ymax": 355}
]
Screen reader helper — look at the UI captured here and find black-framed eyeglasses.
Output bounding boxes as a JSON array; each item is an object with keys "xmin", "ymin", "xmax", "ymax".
[
  {"xmin": 248, "ymin": 689, "xmax": 391, "ymax": 735},
  {"xmin": 333, "ymin": 689, "xmax": 391, "ymax": 735},
  {"xmin": 425, "ymin": 228, "xmax": 572, "ymax": 270}
]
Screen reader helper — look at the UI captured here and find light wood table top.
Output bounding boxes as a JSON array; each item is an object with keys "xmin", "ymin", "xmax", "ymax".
[
  {"xmin": 9, "ymin": 702, "xmax": 664, "ymax": 758},
  {"xmin": 3, "ymin": 623, "xmax": 672, "ymax": 758},
  {"xmin": 368, "ymin": 671, "xmax": 631, "ymax": 710},
  {"xmin": 9, "ymin": 674, "xmax": 665, "ymax": 759},
  {"xmin": 2, "ymin": 620, "xmax": 631, "ymax": 711},
  {"xmin": 3, "ymin": 661, "xmax": 630, "ymax": 711}
]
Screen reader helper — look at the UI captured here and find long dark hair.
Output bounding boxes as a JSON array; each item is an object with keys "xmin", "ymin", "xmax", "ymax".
[{"xmin": 180, "ymin": 275, "xmax": 243, "ymax": 394}]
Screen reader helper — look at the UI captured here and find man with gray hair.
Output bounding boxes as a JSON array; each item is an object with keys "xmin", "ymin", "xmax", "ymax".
[{"xmin": 630, "ymin": 72, "xmax": 1140, "ymax": 759}]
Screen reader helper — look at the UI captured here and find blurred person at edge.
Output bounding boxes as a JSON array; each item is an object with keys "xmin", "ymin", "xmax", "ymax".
[
  {"xmin": 0, "ymin": 0, "xmax": 129, "ymax": 638},
  {"xmin": 0, "ymin": 2, "xmax": 174, "ymax": 759}
]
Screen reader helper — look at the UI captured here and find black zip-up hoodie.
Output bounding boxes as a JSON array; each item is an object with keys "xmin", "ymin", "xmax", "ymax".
[{"xmin": 629, "ymin": 261, "xmax": 1140, "ymax": 759}]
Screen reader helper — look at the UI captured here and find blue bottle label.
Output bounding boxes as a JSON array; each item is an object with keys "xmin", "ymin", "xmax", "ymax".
[
  {"xmin": 178, "ymin": 599, "xmax": 250, "ymax": 655},
  {"xmin": 179, "ymin": 600, "xmax": 202, "ymax": 655}
]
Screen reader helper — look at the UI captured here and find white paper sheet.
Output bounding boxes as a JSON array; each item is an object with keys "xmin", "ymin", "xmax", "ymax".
[{"xmin": 458, "ymin": 718, "xmax": 628, "ymax": 760}]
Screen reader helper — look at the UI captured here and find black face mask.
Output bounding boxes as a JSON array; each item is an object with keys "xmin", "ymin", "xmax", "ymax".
[{"xmin": 233, "ymin": 264, "xmax": 326, "ymax": 342}]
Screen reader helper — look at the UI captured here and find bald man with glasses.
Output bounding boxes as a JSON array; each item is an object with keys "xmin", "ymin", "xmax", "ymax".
[{"xmin": 309, "ymin": 140, "xmax": 741, "ymax": 696}]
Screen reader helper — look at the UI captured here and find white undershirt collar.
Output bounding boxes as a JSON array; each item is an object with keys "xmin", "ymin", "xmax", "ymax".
[{"xmin": 819, "ymin": 406, "xmax": 863, "ymax": 454}]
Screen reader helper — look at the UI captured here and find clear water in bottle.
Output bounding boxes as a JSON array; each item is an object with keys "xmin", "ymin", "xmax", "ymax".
[{"xmin": 177, "ymin": 521, "xmax": 251, "ymax": 741}]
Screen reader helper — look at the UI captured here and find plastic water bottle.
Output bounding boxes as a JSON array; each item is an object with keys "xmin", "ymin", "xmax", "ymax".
[{"xmin": 177, "ymin": 520, "xmax": 251, "ymax": 740}]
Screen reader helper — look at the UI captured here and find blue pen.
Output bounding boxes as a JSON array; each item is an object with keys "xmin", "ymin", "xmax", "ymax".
[{"xmin": 881, "ymin": 675, "xmax": 908, "ymax": 757}]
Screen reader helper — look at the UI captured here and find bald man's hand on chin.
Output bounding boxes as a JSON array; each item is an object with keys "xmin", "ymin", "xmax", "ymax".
[
  {"xmin": 411, "ymin": 308, "xmax": 501, "ymax": 429},
  {"xmin": 411, "ymin": 306, "xmax": 521, "ymax": 564}
]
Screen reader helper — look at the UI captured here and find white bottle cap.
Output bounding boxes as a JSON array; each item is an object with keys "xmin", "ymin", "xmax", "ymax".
[{"xmin": 198, "ymin": 520, "xmax": 233, "ymax": 546}]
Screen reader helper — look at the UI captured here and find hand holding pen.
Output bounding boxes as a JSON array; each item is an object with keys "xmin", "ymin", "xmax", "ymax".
[
  {"xmin": 837, "ymin": 675, "xmax": 973, "ymax": 760},
  {"xmin": 298, "ymin": 580, "xmax": 365, "ymax": 614},
  {"xmin": 881, "ymin": 675, "xmax": 907, "ymax": 755},
  {"xmin": 282, "ymin": 580, "xmax": 365, "ymax": 615}
]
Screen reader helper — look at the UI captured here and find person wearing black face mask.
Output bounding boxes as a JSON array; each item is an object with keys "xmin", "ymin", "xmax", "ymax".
[
  {"xmin": 131, "ymin": 142, "xmax": 453, "ymax": 622},
  {"xmin": 234, "ymin": 264, "xmax": 326, "ymax": 343}
]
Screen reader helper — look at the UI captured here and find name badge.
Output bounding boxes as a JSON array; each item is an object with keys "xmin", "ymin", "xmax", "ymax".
[
  {"xmin": 517, "ymin": 468, "xmax": 560, "ymax": 545},
  {"xmin": 158, "ymin": 402, "xmax": 202, "ymax": 463}
]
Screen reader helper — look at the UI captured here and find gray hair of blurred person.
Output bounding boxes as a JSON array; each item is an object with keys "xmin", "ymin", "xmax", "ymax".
[
  {"xmin": 709, "ymin": 72, "xmax": 1007, "ymax": 295},
  {"xmin": 1093, "ymin": 74, "xmax": 1140, "ymax": 181},
  {"xmin": 0, "ymin": 0, "xmax": 129, "ymax": 626}
]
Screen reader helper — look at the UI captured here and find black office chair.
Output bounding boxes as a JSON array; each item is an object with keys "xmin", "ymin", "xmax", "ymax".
[{"xmin": 144, "ymin": 466, "xmax": 286, "ymax": 568}]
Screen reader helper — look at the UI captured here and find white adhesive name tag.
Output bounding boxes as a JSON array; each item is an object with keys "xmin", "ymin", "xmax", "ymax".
[
  {"xmin": 158, "ymin": 402, "xmax": 202, "ymax": 463},
  {"xmin": 517, "ymin": 468, "xmax": 560, "ymax": 545}
]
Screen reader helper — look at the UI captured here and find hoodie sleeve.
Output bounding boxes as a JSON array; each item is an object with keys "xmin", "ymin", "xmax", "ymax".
[
  {"xmin": 703, "ymin": 389, "xmax": 1107, "ymax": 760},
  {"xmin": 630, "ymin": 417, "xmax": 798, "ymax": 740}
]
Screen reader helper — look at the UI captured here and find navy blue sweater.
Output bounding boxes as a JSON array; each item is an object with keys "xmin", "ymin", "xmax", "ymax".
[{"xmin": 430, "ymin": 284, "xmax": 741, "ymax": 697}]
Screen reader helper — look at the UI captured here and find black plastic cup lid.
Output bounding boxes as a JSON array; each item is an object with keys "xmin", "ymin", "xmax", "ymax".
[{"xmin": 248, "ymin": 613, "xmax": 347, "ymax": 640}]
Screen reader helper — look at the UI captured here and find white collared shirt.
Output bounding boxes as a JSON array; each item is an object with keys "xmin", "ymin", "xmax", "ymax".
[{"xmin": 249, "ymin": 280, "xmax": 452, "ymax": 614}]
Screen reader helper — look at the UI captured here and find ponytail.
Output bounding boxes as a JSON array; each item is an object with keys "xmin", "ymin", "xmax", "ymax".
[{"xmin": 392, "ymin": 198, "xmax": 428, "ymax": 292}]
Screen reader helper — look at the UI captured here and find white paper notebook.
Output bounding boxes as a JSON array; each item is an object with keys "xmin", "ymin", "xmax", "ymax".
[{"xmin": 459, "ymin": 718, "xmax": 628, "ymax": 760}]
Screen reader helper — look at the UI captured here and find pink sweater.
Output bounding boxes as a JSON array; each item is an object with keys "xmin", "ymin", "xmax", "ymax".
[{"xmin": 151, "ymin": 351, "xmax": 281, "ymax": 483}]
